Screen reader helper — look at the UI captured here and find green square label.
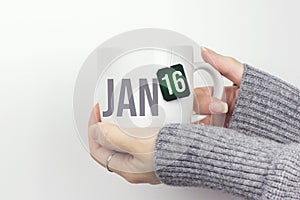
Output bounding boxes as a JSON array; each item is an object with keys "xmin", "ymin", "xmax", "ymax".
[{"xmin": 156, "ymin": 64, "xmax": 190, "ymax": 101}]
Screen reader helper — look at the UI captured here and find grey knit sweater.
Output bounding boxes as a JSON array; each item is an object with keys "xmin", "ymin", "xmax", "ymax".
[{"xmin": 154, "ymin": 65, "xmax": 300, "ymax": 200}]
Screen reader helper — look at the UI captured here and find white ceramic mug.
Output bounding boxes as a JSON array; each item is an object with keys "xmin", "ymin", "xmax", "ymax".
[{"xmin": 95, "ymin": 46, "xmax": 224, "ymax": 131}]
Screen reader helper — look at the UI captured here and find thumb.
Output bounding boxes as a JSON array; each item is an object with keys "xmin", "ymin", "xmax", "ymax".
[
  {"xmin": 201, "ymin": 47, "xmax": 244, "ymax": 86},
  {"xmin": 90, "ymin": 122, "xmax": 155, "ymax": 154}
]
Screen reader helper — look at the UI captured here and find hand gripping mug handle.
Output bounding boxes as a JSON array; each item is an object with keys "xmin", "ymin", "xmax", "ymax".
[{"xmin": 191, "ymin": 62, "xmax": 224, "ymax": 123}]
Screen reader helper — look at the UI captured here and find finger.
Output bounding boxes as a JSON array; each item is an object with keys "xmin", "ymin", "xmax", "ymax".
[
  {"xmin": 89, "ymin": 122, "xmax": 152, "ymax": 154},
  {"xmin": 201, "ymin": 47, "xmax": 244, "ymax": 86},
  {"xmin": 120, "ymin": 171, "xmax": 159, "ymax": 184},
  {"xmin": 123, "ymin": 171, "xmax": 160, "ymax": 184},
  {"xmin": 88, "ymin": 132, "xmax": 101, "ymax": 154},
  {"xmin": 194, "ymin": 87, "xmax": 228, "ymax": 115},
  {"xmin": 88, "ymin": 103, "xmax": 101, "ymax": 127},
  {"xmin": 194, "ymin": 116, "xmax": 211, "ymax": 125},
  {"xmin": 90, "ymin": 146, "xmax": 133, "ymax": 175},
  {"xmin": 91, "ymin": 146, "xmax": 156, "ymax": 178},
  {"xmin": 89, "ymin": 123, "xmax": 125, "ymax": 153},
  {"xmin": 88, "ymin": 103, "xmax": 102, "ymax": 153}
]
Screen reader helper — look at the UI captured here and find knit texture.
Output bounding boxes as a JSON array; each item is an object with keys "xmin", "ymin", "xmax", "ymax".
[
  {"xmin": 155, "ymin": 124, "xmax": 300, "ymax": 200},
  {"xmin": 229, "ymin": 64, "xmax": 300, "ymax": 144},
  {"xmin": 155, "ymin": 65, "xmax": 300, "ymax": 199}
]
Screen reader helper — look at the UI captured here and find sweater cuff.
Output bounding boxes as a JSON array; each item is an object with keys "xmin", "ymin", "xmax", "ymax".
[
  {"xmin": 228, "ymin": 64, "xmax": 300, "ymax": 143},
  {"xmin": 154, "ymin": 124, "xmax": 300, "ymax": 200}
]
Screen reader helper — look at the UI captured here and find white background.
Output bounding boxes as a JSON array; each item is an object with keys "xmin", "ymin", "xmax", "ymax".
[{"xmin": 1, "ymin": 0, "xmax": 300, "ymax": 199}]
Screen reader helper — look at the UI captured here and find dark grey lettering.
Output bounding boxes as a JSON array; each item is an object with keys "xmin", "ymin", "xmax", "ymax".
[
  {"xmin": 139, "ymin": 79, "xmax": 158, "ymax": 116},
  {"xmin": 102, "ymin": 79, "xmax": 114, "ymax": 117},
  {"xmin": 117, "ymin": 79, "xmax": 137, "ymax": 116}
]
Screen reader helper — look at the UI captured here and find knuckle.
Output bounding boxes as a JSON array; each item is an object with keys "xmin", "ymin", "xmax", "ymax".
[
  {"xmin": 228, "ymin": 56, "xmax": 242, "ymax": 68},
  {"xmin": 99, "ymin": 123, "xmax": 111, "ymax": 139},
  {"xmin": 228, "ymin": 56, "xmax": 236, "ymax": 62},
  {"xmin": 100, "ymin": 123, "xmax": 119, "ymax": 138},
  {"xmin": 224, "ymin": 56, "xmax": 237, "ymax": 65}
]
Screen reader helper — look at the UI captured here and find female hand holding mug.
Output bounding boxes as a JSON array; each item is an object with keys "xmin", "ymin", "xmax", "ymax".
[
  {"xmin": 88, "ymin": 46, "xmax": 300, "ymax": 200},
  {"xmin": 88, "ymin": 47, "xmax": 244, "ymax": 184}
]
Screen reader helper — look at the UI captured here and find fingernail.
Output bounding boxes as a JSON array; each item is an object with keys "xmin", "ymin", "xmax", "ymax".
[
  {"xmin": 201, "ymin": 47, "xmax": 218, "ymax": 56},
  {"xmin": 209, "ymin": 101, "xmax": 228, "ymax": 114},
  {"xmin": 201, "ymin": 47, "xmax": 215, "ymax": 63},
  {"xmin": 201, "ymin": 46, "xmax": 209, "ymax": 54},
  {"xmin": 89, "ymin": 124, "xmax": 99, "ymax": 140},
  {"xmin": 95, "ymin": 103, "xmax": 101, "ymax": 122}
]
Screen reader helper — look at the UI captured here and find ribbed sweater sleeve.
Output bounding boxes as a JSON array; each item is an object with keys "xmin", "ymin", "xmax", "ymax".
[
  {"xmin": 155, "ymin": 124, "xmax": 300, "ymax": 200},
  {"xmin": 229, "ymin": 64, "xmax": 300, "ymax": 144}
]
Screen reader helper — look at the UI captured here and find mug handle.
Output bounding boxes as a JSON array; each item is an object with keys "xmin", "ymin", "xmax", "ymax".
[{"xmin": 191, "ymin": 62, "xmax": 224, "ymax": 123}]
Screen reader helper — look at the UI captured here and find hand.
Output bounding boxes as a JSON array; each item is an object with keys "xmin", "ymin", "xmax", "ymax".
[
  {"xmin": 193, "ymin": 47, "xmax": 245, "ymax": 127},
  {"xmin": 88, "ymin": 47, "xmax": 244, "ymax": 184},
  {"xmin": 88, "ymin": 104, "xmax": 160, "ymax": 184}
]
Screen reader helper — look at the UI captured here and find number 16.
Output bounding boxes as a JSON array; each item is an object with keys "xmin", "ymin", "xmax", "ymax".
[
  {"xmin": 156, "ymin": 64, "xmax": 190, "ymax": 102},
  {"xmin": 161, "ymin": 71, "xmax": 186, "ymax": 95}
]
